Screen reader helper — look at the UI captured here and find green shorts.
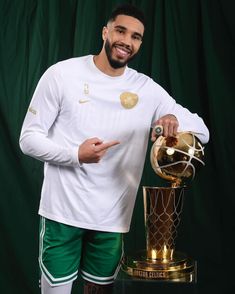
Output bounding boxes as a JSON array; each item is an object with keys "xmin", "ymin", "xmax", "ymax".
[{"xmin": 39, "ymin": 217, "xmax": 123, "ymax": 286}]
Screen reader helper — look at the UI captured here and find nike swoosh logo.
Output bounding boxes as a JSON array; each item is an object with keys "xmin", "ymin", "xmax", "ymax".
[{"xmin": 79, "ymin": 99, "xmax": 90, "ymax": 104}]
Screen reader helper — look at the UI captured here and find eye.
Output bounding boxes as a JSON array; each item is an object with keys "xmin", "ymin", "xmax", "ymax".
[
  {"xmin": 116, "ymin": 28, "xmax": 125, "ymax": 34},
  {"xmin": 132, "ymin": 34, "xmax": 142, "ymax": 42}
]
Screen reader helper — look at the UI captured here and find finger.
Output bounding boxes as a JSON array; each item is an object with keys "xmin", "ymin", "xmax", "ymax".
[
  {"xmin": 168, "ymin": 122, "xmax": 174, "ymax": 137},
  {"xmin": 95, "ymin": 140, "xmax": 120, "ymax": 152},
  {"xmin": 163, "ymin": 126, "xmax": 169, "ymax": 137},
  {"xmin": 89, "ymin": 137, "xmax": 103, "ymax": 145},
  {"xmin": 163, "ymin": 121, "xmax": 170, "ymax": 137},
  {"xmin": 151, "ymin": 130, "xmax": 156, "ymax": 142},
  {"xmin": 167, "ymin": 120, "xmax": 179, "ymax": 137},
  {"xmin": 173, "ymin": 122, "xmax": 179, "ymax": 136}
]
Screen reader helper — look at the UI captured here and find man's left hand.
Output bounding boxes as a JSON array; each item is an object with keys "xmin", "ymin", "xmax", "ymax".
[{"xmin": 151, "ymin": 114, "xmax": 179, "ymax": 142}]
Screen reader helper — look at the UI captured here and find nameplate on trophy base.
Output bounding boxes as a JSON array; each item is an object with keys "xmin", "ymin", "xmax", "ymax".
[{"xmin": 122, "ymin": 250, "xmax": 196, "ymax": 282}]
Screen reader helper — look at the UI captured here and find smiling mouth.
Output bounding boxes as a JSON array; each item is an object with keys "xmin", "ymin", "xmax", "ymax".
[{"xmin": 113, "ymin": 45, "xmax": 132, "ymax": 57}]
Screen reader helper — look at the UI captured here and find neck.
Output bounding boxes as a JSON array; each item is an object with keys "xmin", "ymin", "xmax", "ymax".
[{"xmin": 93, "ymin": 50, "xmax": 126, "ymax": 77}]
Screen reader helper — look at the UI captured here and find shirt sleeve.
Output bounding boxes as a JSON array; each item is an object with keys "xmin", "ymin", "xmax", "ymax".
[
  {"xmin": 19, "ymin": 65, "xmax": 81, "ymax": 167},
  {"xmin": 150, "ymin": 80, "xmax": 210, "ymax": 144}
]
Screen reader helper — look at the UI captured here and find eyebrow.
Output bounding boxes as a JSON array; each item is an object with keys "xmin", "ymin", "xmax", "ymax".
[{"xmin": 114, "ymin": 25, "xmax": 143, "ymax": 40}]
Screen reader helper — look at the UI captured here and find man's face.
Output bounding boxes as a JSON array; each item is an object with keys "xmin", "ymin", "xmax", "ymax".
[{"xmin": 103, "ymin": 15, "xmax": 144, "ymax": 69}]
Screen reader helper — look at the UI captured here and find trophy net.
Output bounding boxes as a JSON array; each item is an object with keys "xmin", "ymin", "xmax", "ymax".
[{"xmin": 143, "ymin": 186, "xmax": 184, "ymax": 261}]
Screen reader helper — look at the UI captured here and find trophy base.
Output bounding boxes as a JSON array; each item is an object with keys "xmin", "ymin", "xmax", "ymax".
[{"xmin": 122, "ymin": 250, "xmax": 196, "ymax": 283}]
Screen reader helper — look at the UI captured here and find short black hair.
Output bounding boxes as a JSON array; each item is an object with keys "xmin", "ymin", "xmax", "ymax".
[{"xmin": 107, "ymin": 3, "xmax": 146, "ymax": 28}]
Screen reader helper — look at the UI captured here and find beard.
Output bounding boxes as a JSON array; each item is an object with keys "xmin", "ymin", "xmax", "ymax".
[{"xmin": 104, "ymin": 39, "xmax": 137, "ymax": 69}]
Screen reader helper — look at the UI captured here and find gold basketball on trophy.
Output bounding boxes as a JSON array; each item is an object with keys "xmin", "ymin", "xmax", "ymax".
[{"xmin": 150, "ymin": 132, "xmax": 205, "ymax": 185}]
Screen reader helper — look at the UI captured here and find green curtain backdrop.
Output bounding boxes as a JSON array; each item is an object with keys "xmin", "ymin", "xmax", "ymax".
[{"xmin": 0, "ymin": 0, "xmax": 234, "ymax": 293}]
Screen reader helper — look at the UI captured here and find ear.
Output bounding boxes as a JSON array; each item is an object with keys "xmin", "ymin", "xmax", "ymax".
[{"xmin": 102, "ymin": 26, "xmax": 108, "ymax": 41}]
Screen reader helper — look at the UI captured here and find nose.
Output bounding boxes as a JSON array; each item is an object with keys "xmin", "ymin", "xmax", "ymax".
[{"xmin": 121, "ymin": 33, "xmax": 132, "ymax": 47}]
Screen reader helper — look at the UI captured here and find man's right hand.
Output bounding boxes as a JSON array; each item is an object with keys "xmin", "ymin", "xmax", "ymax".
[{"xmin": 78, "ymin": 137, "xmax": 120, "ymax": 163}]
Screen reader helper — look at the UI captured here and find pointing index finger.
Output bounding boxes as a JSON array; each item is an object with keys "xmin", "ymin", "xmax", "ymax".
[{"xmin": 95, "ymin": 140, "xmax": 120, "ymax": 152}]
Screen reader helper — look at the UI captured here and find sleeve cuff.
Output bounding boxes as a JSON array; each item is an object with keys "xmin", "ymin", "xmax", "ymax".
[{"xmin": 71, "ymin": 146, "xmax": 83, "ymax": 167}]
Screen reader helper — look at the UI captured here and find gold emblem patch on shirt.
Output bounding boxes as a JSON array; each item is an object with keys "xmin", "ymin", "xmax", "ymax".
[{"xmin": 120, "ymin": 92, "xmax": 138, "ymax": 109}]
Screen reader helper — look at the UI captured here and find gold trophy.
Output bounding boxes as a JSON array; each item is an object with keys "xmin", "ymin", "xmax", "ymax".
[{"xmin": 122, "ymin": 130, "xmax": 205, "ymax": 282}]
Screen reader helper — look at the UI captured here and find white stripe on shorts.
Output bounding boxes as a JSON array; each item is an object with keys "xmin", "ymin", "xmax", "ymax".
[
  {"xmin": 39, "ymin": 217, "xmax": 78, "ymax": 286},
  {"xmin": 81, "ymin": 237, "xmax": 124, "ymax": 285}
]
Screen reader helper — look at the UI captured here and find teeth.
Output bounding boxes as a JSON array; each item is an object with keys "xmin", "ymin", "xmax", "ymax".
[{"xmin": 116, "ymin": 47, "xmax": 129, "ymax": 56}]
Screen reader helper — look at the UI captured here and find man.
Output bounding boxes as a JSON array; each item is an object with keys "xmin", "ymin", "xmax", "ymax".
[{"xmin": 19, "ymin": 4, "xmax": 209, "ymax": 294}]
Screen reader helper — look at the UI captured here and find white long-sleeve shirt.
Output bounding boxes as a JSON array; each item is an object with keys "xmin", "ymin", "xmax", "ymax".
[{"xmin": 19, "ymin": 55, "xmax": 209, "ymax": 232}]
